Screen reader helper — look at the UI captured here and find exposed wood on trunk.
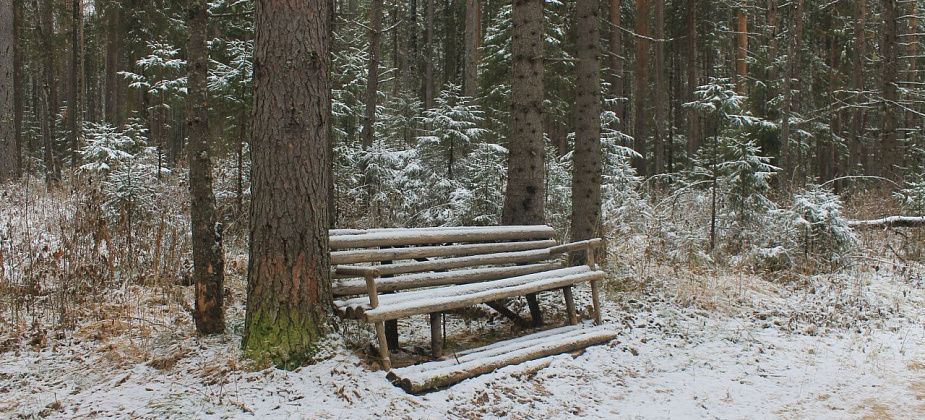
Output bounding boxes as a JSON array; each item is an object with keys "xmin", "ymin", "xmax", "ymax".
[
  {"xmin": 243, "ymin": 0, "xmax": 332, "ymax": 367},
  {"xmin": 735, "ymin": 8, "xmax": 748, "ymax": 94}
]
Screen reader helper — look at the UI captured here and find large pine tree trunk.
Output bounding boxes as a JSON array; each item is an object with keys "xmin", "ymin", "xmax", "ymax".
[
  {"xmin": 463, "ymin": 0, "xmax": 480, "ymax": 98},
  {"xmin": 504, "ymin": 0, "xmax": 545, "ymax": 225},
  {"xmin": 653, "ymin": 0, "xmax": 665, "ymax": 175},
  {"xmin": 0, "ymin": 0, "xmax": 14, "ymax": 181},
  {"xmin": 68, "ymin": 0, "xmax": 83, "ymax": 168},
  {"xmin": 609, "ymin": 0, "xmax": 623, "ymax": 125},
  {"xmin": 735, "ymin": 9, "xmax": 748, "ymax": 94},
  {"xmin": 570, "ymin": 0, "xmax": 602, "ymax": 248},
  {"xmin": 881, "ymin": 0, "xmax": 901, "ymax": 181},
  {"xmin": 362, "ymin": 0, "xmax": 382, "ymax": 150},
  {"xmin": 504, "ymin": 0, "xmax": 545, "ymax": 326},
  {"xmin": 850, "ymin": 0, "xmax": 867, "ymax": 173},
  {"xmin": 104, "ymin": 2, "xmax": 121, "ymax": 126},
  {"xmin": 424, "ymin": 0, "xmax": 435, "ymax": 109},
  {"xmin": 632, "ymin": 0, "xmax": 650, "ymax": 175},
  {"xmin": 685, "ymin": 0, "xmax": 699, "ymax": 161},
  {"xmin": 38, "ymin": 0, "xmax": 59, "ymax": 183},
  {"xmin": 187, "ymin": 0, "xmax": 225, "ymax": 335},
  {"xmin": 243, "ymin": 0, "xmax": 333, "ymax": 368}
]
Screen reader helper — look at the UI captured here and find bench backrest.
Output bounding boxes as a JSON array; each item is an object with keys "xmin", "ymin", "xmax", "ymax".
[{"xmin": 329, "ymin": 225, "xmax": 562, "ymax": 297}]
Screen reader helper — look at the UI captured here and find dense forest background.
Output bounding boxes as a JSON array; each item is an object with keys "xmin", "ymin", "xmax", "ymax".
[{"xmin": 3, "ymin": 0, "xmax": 924, "ymax": 224}]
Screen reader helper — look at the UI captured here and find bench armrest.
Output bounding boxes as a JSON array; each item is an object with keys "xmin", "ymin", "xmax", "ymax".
[
  {"xmin": 334, "ymin": 266, "xmax": 382, "ymax": 308},
  {"xmin": 548, "ymin": 238, "xmax": 604, "ymax": 255},
  {"xmin": 333, "ymin": 265, "xmax": 381, "ymax": 277}
]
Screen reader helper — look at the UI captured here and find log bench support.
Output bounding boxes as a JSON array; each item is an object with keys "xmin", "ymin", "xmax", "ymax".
[
  {"xmin": 430, "ymin": 312, "xmax": 443, "ymax": 358},
  {"xmin": 365, "ymin": 273, "xmax": 392, "ymax": 370}
]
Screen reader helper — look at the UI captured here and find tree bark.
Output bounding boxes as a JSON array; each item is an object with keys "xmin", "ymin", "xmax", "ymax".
[
  {"xmin": 503, "ymin": 0, "xmax": 545, "ymax": 225},
  {"xmin": 632, "ymin": 0, "xmax": 649, "ymax": 176},
  {"xmin": 188, "ymin": 0, "xmax": 225, "ymax": 335},
  {"xmin": 243, "ymin": 0, "xmax": 333, "ymax": 368},
  {"xmin": 463, "ymin": 0, "xmax": 480, "ymax": 98},
  {"xmin": 104, "ymin": 1, "xmax": 122, "ymax": 126},
  {"xmin": 424, "ymin": 0, "xmax": 435, "ymax": 109},
  {"xmin": 735, "ymin": 8, "xmax": 748, "ymax": 94},
  {"xmin": 0, "ymin": 0, "xmax": 14, "ymax": 181},
  {"xmin": 881, "ymin": 0, "xmax": 901, "ymax": 182},
  {"xmin": 779, "ymin": 0, "xmax": 802, "ymax": 191},
  {"xmin": 37, "ymin": 0, "xmax": 59, "ymax": 183},
  {"xmin": 652, "ymin": 0, "xmax": 665, "ymax": 174},
  {"xmin": 685, "ymin": 0, "xmax": 699, "ymax": 161},
  {"xmin": 609, "ymin": 0, "xmax": 623, "ymax": 125},
  {"xmin": 362, "ymin": 0, "xmax": 382, "ymax": 150},
  {"xmin": 68, "ymin": 0, "xmax": 83, "ymax": 168},
  {"xmin": 570, "ymin": 0, "xmax": 602, "ymax": 254},
  {"xmin": 850, "ymin": 0, "xmax": 867, "ymax": 173}
]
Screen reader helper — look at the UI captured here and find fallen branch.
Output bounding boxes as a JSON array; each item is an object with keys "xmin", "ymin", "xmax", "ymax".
[{"xmin": 848, "ymin": 216, "xmax": 925, "ymax": 229}]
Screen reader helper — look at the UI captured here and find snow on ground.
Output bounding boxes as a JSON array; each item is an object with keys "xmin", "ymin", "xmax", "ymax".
[{"xmin": 2, "ymin": 251, "xmax": 925, "ymax": 419}]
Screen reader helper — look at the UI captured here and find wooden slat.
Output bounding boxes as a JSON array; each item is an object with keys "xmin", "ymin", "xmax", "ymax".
[
  {"xmin": 333, "ymin": 248, "xmax": 554, "ymax": 279},
  {"xmin": 335, "ymin": 266, "xmax": 590, "ymax": 312},
  {"xmin": 329, "ymin": 225, "xmax": 556, "ymax": 249},
  {"xmin": 386, "ymin": 324, "xmax": 619, "ymax": 393},
  {"xmin": 361, "ymin": 270, "xmax": 604, "ymax": 322},
  {"xmin": 331, "ymin": 239, "xmax": 557, "ymax": 265},
  {"xmin": 332, "ymin": 263, "xmax": 560, "ymax": 296}
]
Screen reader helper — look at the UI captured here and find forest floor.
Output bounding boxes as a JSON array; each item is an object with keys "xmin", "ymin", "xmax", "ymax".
[{"xmin": 3, "ymin": 229, "xmax": 925, "ymax": 419}]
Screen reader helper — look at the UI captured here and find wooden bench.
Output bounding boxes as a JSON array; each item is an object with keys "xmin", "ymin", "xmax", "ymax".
[{"xmin": 329, "ymin": 225, "xmax": 615, "ymax": 391}]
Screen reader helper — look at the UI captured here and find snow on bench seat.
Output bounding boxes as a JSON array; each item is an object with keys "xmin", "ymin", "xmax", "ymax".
[
  {"xmin": 334, "ymin": 266, "xmax": 603, "ymax": 322},
  {"xmin": 386, "ymin": 324, "xmax": 619, "ymax": 393},
  {"xmin": 332, "ymin": 263, "xmax": 560, "ymax": 296}
]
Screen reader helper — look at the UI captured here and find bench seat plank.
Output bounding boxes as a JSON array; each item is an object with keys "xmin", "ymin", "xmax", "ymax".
[
  {"xmin": 334, "ymin": 266, "xmax": 604, "ymax": 322},
  {"xmin": 333, "ymin": 247, "xmax": 556, "ymax": 278}
]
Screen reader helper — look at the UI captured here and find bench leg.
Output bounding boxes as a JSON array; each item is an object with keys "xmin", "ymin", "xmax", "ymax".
[
  {"xmin": 526, "ymin": 293, "xmax": 543, "ymax": 327},
  {"xmin": 563, "ymin": 286, "xmax": 578, "ymax": 325},
  {"xmin": 590, "ymin": 279, "xmax": 602, "ymax": 325},
  {"xmin": 485, "ymin": 300, "xmax": 531, "ymax": 328},
  {"xmin": 430, "ymin": 312, "xmax": 443, "ymax": 358},
  {"xmin": 385, "ymin": 319, "xmax": 399, "ymax": 351},
  {"xmin": 375, "ymin": 321, "xmax": 392, "ymax": 370}
]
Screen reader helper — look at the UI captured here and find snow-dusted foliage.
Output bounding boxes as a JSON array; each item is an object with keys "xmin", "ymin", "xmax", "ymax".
[
  {"xmin": 102, "ymin": 148, "xmax": 166, "ymax": 224},
  {"xmin": 545, "ymin": 143, "xmax": 572, "ymax": 234},
  {"xmin": 79, "ymin": 123, "xmax": 143, "ymax": 174},
  {"xmin": 119, "ymin": 41, "xmax": 187, "ymax": 97},
  {"xmin": 418, "ymin": 84, "xmax": 487, "ymax": 178},
  {"xmin": 894, "ymin": 178, "xmax": 925, "ymax": 215},
  {"xmin": 784, "ymin": 186, "xmax": 858, "ymax": 266},
  {"xmin": 448, "ymin": 143, "xmax": 508, "ymax": 226}
]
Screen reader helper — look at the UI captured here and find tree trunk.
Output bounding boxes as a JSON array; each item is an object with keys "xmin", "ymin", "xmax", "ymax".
[
  {"xmin": 68, "ymin": 0, "xmax": 83, "ymax": 168},
  {"xmin": 0, "ymin": 0, "xmax": 14, "ymax": 181},
  {"xmin": 463, "ymin": 0, "xmax": 480, "ymax": 98},
  {"xmin": 881, "ymin": 0, "xmax": 901, "ymax": 182},
  {"xmin": 424, "ymin": 0, "xmax": 435, "ymax": 109},
  {"xmin": 686, "ymin": 0, "xmax": 699, "ymax": 161},
  {"xmin": 632, "ymin": 0, "xmax": 650, "ymax": 175},
  {"xmin": 187, "ymin": 0, "xmax": 225, "ymax": 335},
  {"xmin": 12, "ymin": 0, "xmax": 23, "ymax": 179},
  {"xmin": 850, "ymin": 0, "xmax": 867, "ymax": 173},
  {"xmin": 243, "ymin": 0, "xmax": 333, "ymax": 368},
  {"xmin": 503, "ymin": 0, "xmax": 545, "ymax": 225},
  {"xmin": 779, "ymin": 0, "xmax": 802, "ymax": 191},
  {"xmin": 653, "ymin": 0, "xmax": 665, "ymax": 175},
  {"xmin": 609, "ymin": 0, "xmax": 623, "ymax": 125},
  {"xmin": 104, "ymin": 1, "xmax": 122, "ymax": 126},
  {"xmin": 570, "ymin": 0, "xmax": 602, "ymax": 255},
  {"xmin": 38, "ymin": 0, "xmax": 59, "ymax": 183},
  {"xmin": 735, "ymin": 8, "xmax": 748, "ymax": 94},
  {"xmin": 362, "ymin": 0, "xmax": 382, "ymax": 150}
]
